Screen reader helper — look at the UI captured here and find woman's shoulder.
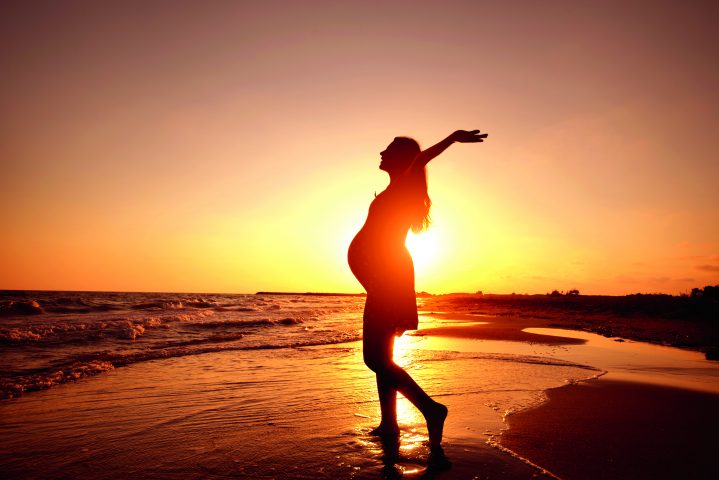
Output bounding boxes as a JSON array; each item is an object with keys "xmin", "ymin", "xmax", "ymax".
[{"xmin": 393, "ymin": 174, "xmax": 424, "ymax": 195}]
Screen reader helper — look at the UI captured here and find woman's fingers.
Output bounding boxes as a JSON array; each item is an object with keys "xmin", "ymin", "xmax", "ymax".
[
  {"xmin": 453, "ymin": 129, "xmax": 488, "ymax": 142},
  {"xmin": 463, "ymin": 131, "xmax": 488, "ymax": 142}
]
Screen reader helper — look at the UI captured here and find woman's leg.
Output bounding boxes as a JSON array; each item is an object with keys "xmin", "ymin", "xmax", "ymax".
[
  {"xmin": 363, "ymin": 325, "xmax": 447, "ymax": 449},
  {"xmin": 364, "ymin": 324, "xmax": 399, "ymax": 435},
  {"xmin": 374, "ymin": 376, "xmax": 399, "ymax": 436}
]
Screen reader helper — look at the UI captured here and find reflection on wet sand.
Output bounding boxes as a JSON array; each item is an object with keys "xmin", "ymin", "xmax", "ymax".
[
  {"xmin": 354, "ymin": 333, "xmax": 449, "ymax": 478},
  {"xmin": 348, "ymin": 318, "xmax": 599, "ymax": 477},
  {"xmin": 353, "ymin": 315, "xmax": 719, "ymax": 477},
  {"xmin": 523, "ymin": 327, "xmax": 719, "ymax": 393}
]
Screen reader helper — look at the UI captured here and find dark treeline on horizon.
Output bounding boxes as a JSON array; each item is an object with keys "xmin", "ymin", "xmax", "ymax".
[{"xmin": 258, "ymin": 286, "xmax": 719, "ymax": 299}]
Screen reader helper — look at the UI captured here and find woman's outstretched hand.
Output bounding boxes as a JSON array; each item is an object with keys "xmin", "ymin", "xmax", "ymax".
[
  {"xmin": 412, "ymin": 129, "xmax": 489, "ymax": 169},
  {"xmin": 450, "ymin": 129, "xmax": 488, "ymax": 143}
]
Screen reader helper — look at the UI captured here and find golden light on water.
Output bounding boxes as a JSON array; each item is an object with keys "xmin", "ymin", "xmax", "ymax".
[
  {"xmin": 392, "ymin": 334, "xmax": 427, "ymax": 430},
  {"xmin": 393, "ymin": 334, "xmax": 414, "ymax": 369}
]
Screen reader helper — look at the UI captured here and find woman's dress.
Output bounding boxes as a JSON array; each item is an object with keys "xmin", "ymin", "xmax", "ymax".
[{"xmin": 348, "ymin": 179, "xmax": 420, "ymax": 333}]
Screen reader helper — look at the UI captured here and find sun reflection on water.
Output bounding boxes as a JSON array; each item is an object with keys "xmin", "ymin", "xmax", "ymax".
[
  {"xmin": 393, "ymin": 333, "xmax": 429, "ymax": 435},
  {"xmin": 393, "ymin": 333, "xmax": 414, "ymax": 368}
]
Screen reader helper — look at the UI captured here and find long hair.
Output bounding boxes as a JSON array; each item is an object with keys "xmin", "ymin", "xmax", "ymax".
[{"xmin": 394, "ymin": 137, "xmax": 431, "ymax": 233}]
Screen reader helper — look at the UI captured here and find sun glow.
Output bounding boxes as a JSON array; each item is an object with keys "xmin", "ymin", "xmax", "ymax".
[{"xmin": 405, "ymin": 229, "xmax": 442, "ymax": 274}]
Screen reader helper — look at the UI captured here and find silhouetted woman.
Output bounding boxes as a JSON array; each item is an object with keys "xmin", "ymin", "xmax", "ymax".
[{"xmin": 348, "ymin": 129, "xmax": 487, "ymax": 459}]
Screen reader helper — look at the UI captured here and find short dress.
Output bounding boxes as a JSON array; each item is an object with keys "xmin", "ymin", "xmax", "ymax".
[{"xmin": 348, "ymin": 179, "xmax": 420, "ymax": 333}]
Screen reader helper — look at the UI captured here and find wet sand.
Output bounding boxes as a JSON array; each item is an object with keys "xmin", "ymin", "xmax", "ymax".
[
  {"xmin": 414, "ymin": 313, "xmax": 719, "ymax": 479},
  {"xmin": 502, "ymin": 379, "xmax": 719, "ymax": 480},
  {"xmin": 0, "ymin": 330, "xmax": 562, "ymax": 479},
  {"xmin": 410, "ymin": 321, "xmax": 584, "ymax": 345},
  {"xmin": 420, "ymin": 294, "xmax": 719, "ymax": 359}
]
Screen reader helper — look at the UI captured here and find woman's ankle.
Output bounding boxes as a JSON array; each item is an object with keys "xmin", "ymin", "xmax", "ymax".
[{"xmin": 370, "ymin": 422, "xmax": 400, "ymax": 437}]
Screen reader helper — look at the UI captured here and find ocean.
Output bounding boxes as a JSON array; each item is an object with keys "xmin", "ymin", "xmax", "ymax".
[{"xmin": 0, "ymin": 291, "xmax": 366, "ymax": 399}]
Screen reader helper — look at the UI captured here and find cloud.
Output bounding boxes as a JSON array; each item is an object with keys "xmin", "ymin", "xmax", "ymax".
[
  {"xmin": 696, "ymin": 264, "xmax": 719, "ymax": 272},
  {"xmin": 651, "ymin": 277, "xmax": 671, "ymax": 284}
]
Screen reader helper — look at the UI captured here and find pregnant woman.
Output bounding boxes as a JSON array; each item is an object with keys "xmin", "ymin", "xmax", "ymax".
[{"xmin": 348, "ymin": 129, "xmax": 487, "ymax": 461}]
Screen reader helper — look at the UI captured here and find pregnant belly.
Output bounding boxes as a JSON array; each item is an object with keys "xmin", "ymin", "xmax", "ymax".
[{"xmin": 348, "ymin": 234, "xmax": 414, "ymax": 293}]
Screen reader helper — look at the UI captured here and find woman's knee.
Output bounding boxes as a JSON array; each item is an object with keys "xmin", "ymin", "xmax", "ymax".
[
  {"xmin": 363, "ymin": 324, "xmax": 395, "ymax": 372},
  {"xmin": 363, "ymin": 349, "xmax": 390, "ymax": 373}
]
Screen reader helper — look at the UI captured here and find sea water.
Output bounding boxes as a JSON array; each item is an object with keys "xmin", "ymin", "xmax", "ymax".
[{"xmin": 1, "ymin": 291, "xmax": 365, "ymax": 398}]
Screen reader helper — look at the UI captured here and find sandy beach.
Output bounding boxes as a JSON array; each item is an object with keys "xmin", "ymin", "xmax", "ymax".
[
  {"xmin": 415, "ymin": 311, "xmax": 719, "ymax": 479},
  {"xmin": 502, "ymin": 379, "xmax": 719, "ymax": 480},
  {"xmin": 3, "ymin": 293, "xmax": 718, "ymax": 479}
]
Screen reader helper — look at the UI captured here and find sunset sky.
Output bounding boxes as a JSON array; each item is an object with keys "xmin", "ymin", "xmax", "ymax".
[{"xmin": 1, "ymin": 1, "xmax": 718, "ymax": 295}]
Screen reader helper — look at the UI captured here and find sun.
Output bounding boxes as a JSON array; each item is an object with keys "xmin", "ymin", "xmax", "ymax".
[{"xmin": 405, "ymin": 228, "xmax": 441, "ymax": 272}]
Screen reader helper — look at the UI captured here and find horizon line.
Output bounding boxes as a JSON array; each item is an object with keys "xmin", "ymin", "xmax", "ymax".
[{"xmin": 1, "ymin": 288, "xmax": 702, "ymax": 298}]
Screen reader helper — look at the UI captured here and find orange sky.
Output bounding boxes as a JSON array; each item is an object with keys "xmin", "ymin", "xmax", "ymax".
[{"xmin": 1, "ymin": 1, "xmax": 718, "ymax": 295}]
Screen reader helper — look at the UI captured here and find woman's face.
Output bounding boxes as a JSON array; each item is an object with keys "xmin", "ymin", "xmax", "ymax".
[{"xmin": 379, "ymin": 140, "xmax": 411, "ymax": 174}]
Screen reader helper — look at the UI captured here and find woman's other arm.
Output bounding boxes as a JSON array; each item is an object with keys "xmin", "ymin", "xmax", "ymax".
[{"xmin": 409, "ymin": 129, "xmax": 488, "ymax": 172}]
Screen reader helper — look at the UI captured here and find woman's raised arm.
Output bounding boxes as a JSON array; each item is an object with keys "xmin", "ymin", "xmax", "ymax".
[{"xmin": 409, "ymin": 129, "xmax": 488, "ymax": 173}]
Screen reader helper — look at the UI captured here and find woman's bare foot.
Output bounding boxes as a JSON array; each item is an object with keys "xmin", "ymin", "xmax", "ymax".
[
  {"xmin": 426, "ymin": 402, "xmax": 448, "ymax": 449},
  {"xmin": 428, "ymin": 446, "xmax": 452, "ymax": 470},
  {"xmin": 369, "ymin": 422, "xmax": 400, "ymax": 438}
]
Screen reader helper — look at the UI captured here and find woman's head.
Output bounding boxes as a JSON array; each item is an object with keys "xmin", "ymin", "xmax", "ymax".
[
  {"xmin": 379, "ymin": 137, "xmax": 421, "ymax": 175},
  {"xmin": 379, "ymin": 136, "xmax": 431, "ymax": 233}
]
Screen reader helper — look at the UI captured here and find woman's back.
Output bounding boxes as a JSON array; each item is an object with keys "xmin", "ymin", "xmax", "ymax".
[{"xmin": 353, "ymin": 179, "xmax": 422, "ymax": 249}]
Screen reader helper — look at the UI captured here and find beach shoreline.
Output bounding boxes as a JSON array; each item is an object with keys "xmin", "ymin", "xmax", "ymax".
[
  {"xmin": 419, "ymin": 293, "xmax": 719, "ymax": 359},
  {"xmin": 409, "ymin": 312, "xmax": 719, "ymax": 479}
]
